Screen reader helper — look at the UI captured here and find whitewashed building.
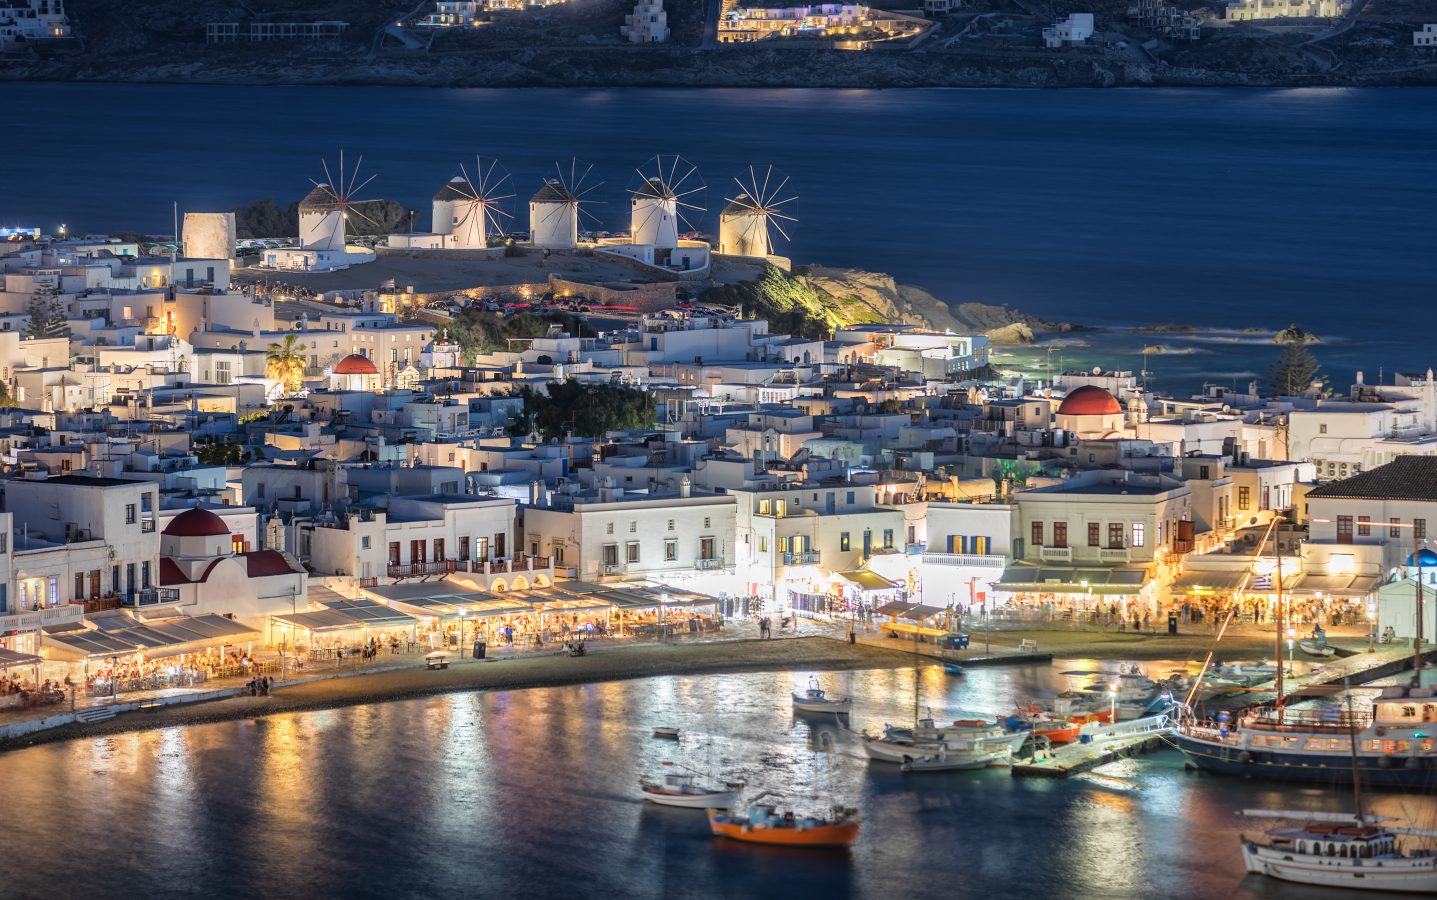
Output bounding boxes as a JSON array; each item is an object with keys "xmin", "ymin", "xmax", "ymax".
[{"xmin": 621, "ymin": 0, "xmax": 670, "ymax": 42}]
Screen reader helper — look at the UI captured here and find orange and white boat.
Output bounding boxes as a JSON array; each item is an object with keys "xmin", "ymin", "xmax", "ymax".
[{"xmin": 707, "ymin": 805, "xmax": 860, "ymax": 848}]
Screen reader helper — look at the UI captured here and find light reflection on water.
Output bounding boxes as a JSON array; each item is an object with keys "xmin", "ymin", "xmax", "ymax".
[{"xmin": 3, "ymin": 665, "xmax": 1434, "ymax": 900}]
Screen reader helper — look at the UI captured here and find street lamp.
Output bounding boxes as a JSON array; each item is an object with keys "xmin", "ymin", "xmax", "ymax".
[
  {"xmin": 659, "ymin": 592, "xmax": 668, "ymax": 642},
  {"xmin": 457, "ymin": 610, "xmax": 466, "ymax": 656},
  {"xmin": 1286, "ymin": 625, "xmax": 1296, "ymax": 678},
  {"xmin": 280, "ymin": 624, "xmax": 288, "ymax": 681}
]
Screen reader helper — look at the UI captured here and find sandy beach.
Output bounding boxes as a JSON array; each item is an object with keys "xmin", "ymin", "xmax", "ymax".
[{"xmin": 0, "ymin": 635, "xmax": 914, "ymax": 754}]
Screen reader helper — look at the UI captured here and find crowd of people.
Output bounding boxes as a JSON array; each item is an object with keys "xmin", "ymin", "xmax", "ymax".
[{"xmin": 0, "ymin": 674, "xmax": 65, "ymax": 708}]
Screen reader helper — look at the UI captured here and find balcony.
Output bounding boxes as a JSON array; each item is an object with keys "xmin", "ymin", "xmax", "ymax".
[
  {"xmin": 1172, "ymin": 539, "xmax": 1194, "ymax": 554},
  {"xmin": 921, "ymin": 552, "xmax": 1005, "ymax": 569},
  {"xmin": 695, "ymin": 557, "xmax": 726, "ymax": 570},
  {"xmin": 781, "ymin": 550, "xmax": 821, "ymax": 566},
  {"xmin": 387, "ymin": 560, "xmax": 457, "ymax": 580},
  {"xmin": 125, "ymin": 588, "xmax": 181, "ymax": 607},
  {"xmin": 601, "ymin": 563, "xmax": 626, "ymax": 576},
  {"xmin": 74, "ymin": 595, "xmax": 123, "ymax": 615},
  {"xmin": 459, "ymin": 556, "xmax": 552, "ymax": 576},
  {"xmin": 1039, "ymin": 545, "xmax": 1073, "ymax": 563},
  {"xmin": 1098, "ymin": 547, "xmax": 1130, "ymax": 564},
  {"xmin": 0, "ymin": 603, "xmax": 84, "ymax": 634},
  {"xmin": 141, "ymin": 517, "xmax": 156, "ymax": 533}
]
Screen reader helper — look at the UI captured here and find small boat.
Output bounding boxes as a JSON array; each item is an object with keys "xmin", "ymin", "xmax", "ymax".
[
  {"xmin": 707, "ymin": 805, "xmax": 860, "ymax": 848},
  {"xmin": 638, "ymin": 768, "xmax": 743, "ymax": 809},
  {"xmin": 792, "ymin": 678, "xmax": 851, "ymax": 714},
  {"xmin": 653, "ymin": 726, "xmax": 680, "ymax": 739},
  {"xmin": 942, "ymin": 663, "xmax": 965, "ymax": 676},
  {"xmin": 899, "ymin": 746, "xmax": 997, "ymax": 772},
  {"xmin": 1239, "ymin": 810, "xmax": 1437, "ymax": 892},
  {"xmin": 1203, "ymin": 660, "xmax": 1280, "ymax": 689},
  {"xmin": 1298, "ymin": 633, "xmax": 1336, "ymax": 658}
]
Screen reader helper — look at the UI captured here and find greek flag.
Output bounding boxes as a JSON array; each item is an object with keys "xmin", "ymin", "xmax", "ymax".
[{"xmin": 1251, "ymin": 573, "xmax": 1272, "ymax": 591}]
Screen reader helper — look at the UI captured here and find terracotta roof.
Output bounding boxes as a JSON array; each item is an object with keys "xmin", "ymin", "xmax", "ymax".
[
  {"xmin": 334, "ymin": 354, "xmax": 379, "ymax": 375},
  {"xmin": 1057, "ymin": 385, "xmax": 1122, "ymax": 417},
  {"xmin": 242, "ymin": 549, "xmax": 301, "ymax": 578},
  {"xmin": 1307, "ymin": 456, "xmax": 1437, "ymax": 502},
  {"xmin": 163, "ymin": 505, "xmax": 230, "ymax": 537}
]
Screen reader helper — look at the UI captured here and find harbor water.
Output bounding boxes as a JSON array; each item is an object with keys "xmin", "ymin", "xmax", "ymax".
[
  {"xmin": 3, "ymin": 664, "xmax": 1433, "ymax": 900},
  {"xmin": 4, "ymin": 84, "xmax": 1434, "ymax": 390}
]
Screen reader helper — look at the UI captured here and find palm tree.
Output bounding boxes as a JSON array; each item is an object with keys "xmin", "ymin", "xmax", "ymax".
[{"xmin": 266, "ymin": 333, "xmax": 306, "ymax": 395}]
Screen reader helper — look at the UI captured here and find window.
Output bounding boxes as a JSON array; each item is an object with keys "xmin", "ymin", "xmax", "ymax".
[
  {"xmin": 1199, "ymin": 466, "xmax": 1210, "ymax": 480},
  {"xmin": 759, "ymin": 536, "xmax": 768, "ymax": 553},
  {"xmin": 1319, "ymin": 424, "xmax": 1328, "ymax": 434},
  {"xmin": 477, "ymin": 537, "xmax": 489, "ymax": 560},
  {"xmin": 0, "ymin": 532, "xmax": 6, "ymax": 553},
  {"xmin": 759, "ymin": 499, "xmax": 772, "ymax": 515},
  {"xmin": 667, "ymin": 519, "xmax": 675, "ymax": 531},
  {"xmin": 1357, "ymin": 516, "xmax": 1371, "ymax": 537},
  {"xmin": 704, "ymin": 517, "xmax": 711, "ymax": 529},
  {"xmin": 777, "ymin": 536, "xmax": 789, "ymax": 553},
  {"xmin": 1417, "ymin": 519, "xmax": 1427, "ymax": 542},
  {"xmin": 1238, "ymin": 486, "xmax": 1250, "ymax": 511},
  {"xmin": 141, "ymin": 561, "xmax": 151, "ymax": 589},
  {"xmin": 1108, "ymin": 523, "xmax": 1124, "ymax": 549},
  {"xmin": 629, "ymin": 521, "xmax": 637, "ymax": 533},
  {"xmin": 434, "ymin": 539, "xmax": 445, "ymax": 561},
  {"xmin": 74, "ymin": 572, "xmax": 85, "ymax": 601},
  {"xmin": 232, "ymin": 535, "xmax": 248, "ymax": 554},
  {"xmin": 459, "ymin": 536, "xmax": 470, "ymax": 561},
  {"xmin": 389, "ymin": 542, "xmax": 401, "ymax": 565},
  {"xmin": 602, "ymin": 544, "xmax": 618, "ymax": 566},
  {"xmin": 1087, "ymin": 522, "xmax": 1100, "ymax": 546},
  {"xmin": 664, "ymin": 539, "xmax": 678, "ymax": 561},
  {"xmin": 1132, "ymin": 523, "xmax": 1145, "ymax": 547},
  {"xmin": 1031, "ymin": 521, "xmax": 1044, "ymax": 547},
  {"xmin": 361, "ymin": 536, "xmax": 371, "ymax": 550},
  {"xmin": 606, "ymin": 522, "xmax": 614, "ymax": 535},
  {"xmin": 883, "ymin": 529, "xmax": 894, "ymax": 550},
  {"xmin": 1391, "ymin": 518, "xmax": 1402, "ymax": 539},
  {"xmin": 700, "ymin": 537, "xmax": 716, "ymax": 561},
  {"xmin": 215, "ymin": 360, "xmax": 232, "ymax": 384},
  {"xmin": 125, "ymin": 504, "xmax": 137, "ymax": 524},
  {"xmin": 840, "ymin": 532, "xmax": 851, "ymax": 552},
  {"xmin": 256, "ymin": 483, "xmax": 265, "ymax": 499},
  {"xmin": 846, "ymin": 491, "xmax": 855, "ymax": 505},
  {"xmin": 1336, "ymin": 515, "xmax": 1353, "ymax": 544},
  {"xmin": 626, "ymin": 541, "xmax": 640, "ymax": 564}
]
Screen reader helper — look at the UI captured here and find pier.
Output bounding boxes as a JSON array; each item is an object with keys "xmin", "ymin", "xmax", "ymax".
[
  {"xmin": 1190, "ymin": 645, "xmax": 1437, "ymax": 719},
  {"xmin": 1010, "ymin": 714, "xmax": 1172, "ymax": 779}
]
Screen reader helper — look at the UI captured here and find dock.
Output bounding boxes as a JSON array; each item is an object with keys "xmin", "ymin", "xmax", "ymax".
[
  {"xmin": 1192, "ymin": 645, "xmax": 1437, "ymax": 719},
  {"xmin": 1010, "ymin": 714, "xmax": 1171, "ymax": 779}
]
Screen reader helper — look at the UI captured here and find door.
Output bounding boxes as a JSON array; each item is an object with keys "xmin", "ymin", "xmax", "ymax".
[
  {"xmin": 862, "ymin": 530, "xmax": 872, "ymax": 557},
  {"xmin": 411, "ymin": 540, "xmax": 427, "ymax": 564},
  {"xmin": 89, "ymin": 571, "xmax": 101, "ymax": 600},
  {"xmin": 494, "ymin": 533, "xmax": 506, "ymax": 559}
]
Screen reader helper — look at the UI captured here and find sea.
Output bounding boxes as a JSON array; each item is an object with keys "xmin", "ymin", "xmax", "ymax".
[
  {"xmin": 3, "ymin": 664, "xmax": 1435, "ymax": 900},
  {"xmin": 3, "ymin": 84, "xmax": 1434, "ymax": 392}
]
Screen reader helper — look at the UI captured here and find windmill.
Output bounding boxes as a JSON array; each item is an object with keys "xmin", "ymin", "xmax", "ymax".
[
  {"xmin": 719, "ymin": 165, "xmax": 797, "ymax": 259},
  {"xmin": 629, "ymin": 154, "xmax": 705, "ymax": 251},
  {"xmin": 434, "ymin": 156, "xmax": 514, "ymax": 250},
  {"xmin": 529, "ymin": 159, "xmax": 604, "ymax": 250},
  {"xmin": 298, "ymin": 151, "xmax": 383, "ymax": 251}
]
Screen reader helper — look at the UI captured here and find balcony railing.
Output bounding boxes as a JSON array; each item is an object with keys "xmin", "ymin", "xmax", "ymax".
[
  {"xmin": 601, "ymin": 563, "xmax": 625, "ymax": 576},
  {"xmin": 141, "ymin": 517, "xmax": 156, "ymax": 533},
  {"xmin": 74, "ymin": 596, "xmax": 123, "ymax": 615},
  {"xmin": 921, "ymin": 552, "xmax": 1005, "ymax": 568},
  {"xmin": 126, "ymin": 588, "xmax": 181, "ymax": 607},
  {"xmin": 458, "ymin": 556, "xmax": 553, "ymax": 576},
  {"xmin": 781, "ymin": 550, "xmax": 821, "ymax": 566},
  {"xmin": 695, "ymin": 557, "xmax": 726, "ymax": 570},
  {"xmin": 1098, "ymin": 547, "xmax": 1130, "ymax": 564},
  {"xmin": 387, "ymin": 560, "xmax": 457, "ymax": 579},
  {"xmin": 1039, "ymin": 545, "xmax": 1073, "ymax": 562}
]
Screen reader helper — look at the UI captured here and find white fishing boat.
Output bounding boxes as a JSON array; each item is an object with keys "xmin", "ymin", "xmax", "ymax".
[
  {"xmin": 638, "ymin": 767, "xmax": 743, "ymax": 809},
  {"xmin": 653, "ymin": 726, "xmax": 680, "ymax": 739},
  {"xmin": 864, "ymin": 721, "xmax": 1027, "ymax": 764},
  {"xmin": 792, "ymin": 678, "xmax": 851, "ymax": 714},
  {"xmin": 899, "ymin": 745, "xmax": 1003, "ymax": 773},
  {"xmin": 1239, "ymin": 810, "xmax": 1437, "ymax": 893},
  {"xmin": 1203, "ymin": 660, "xmax": 1280, "ymax": 689}
]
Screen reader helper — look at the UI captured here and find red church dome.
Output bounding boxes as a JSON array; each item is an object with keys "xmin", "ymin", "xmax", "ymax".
[
  {"xmin": 334, "ymin": 354, "xmax": 379, "ymax": 375},
  {"xmin": 1057, "ymin": 385, "xmax": 1122, "ymax": 416},
  {"xmin": 163, "ymin": 506, "xmax": 229, "ymax": 537}
]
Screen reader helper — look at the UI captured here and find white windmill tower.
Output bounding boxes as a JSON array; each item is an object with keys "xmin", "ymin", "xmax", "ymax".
[
  {"xmin": 433, "ymin": 156, "xmax": 513, "ymax": 250},
  {"xmin": 629, "ymin": 154, "xmax": 705, "ymax": 250},
  {"xmin": 529, "ymin": 160, "xmax": 604, "ymax": 250},
  {"xmin": 719, "ymin": 165, "xmax": 797, "ymax": 258},
  {"xmin": 299, "ymin": 151, "xmax": 381, "ymax": 251}
]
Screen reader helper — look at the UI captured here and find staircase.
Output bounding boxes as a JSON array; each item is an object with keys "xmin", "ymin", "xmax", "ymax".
[{"xmin": 75, "ymin": 706, "xmax": 117, "ymax": 724}]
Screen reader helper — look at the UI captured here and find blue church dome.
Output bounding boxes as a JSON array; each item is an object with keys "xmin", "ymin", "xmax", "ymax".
[{"xmin": 1405, "ymin": 548, "xmax": 1437, "ymax": 568}]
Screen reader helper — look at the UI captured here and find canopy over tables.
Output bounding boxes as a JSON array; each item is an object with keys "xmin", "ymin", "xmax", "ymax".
[
  {"xmin": 838, "ymin": 570, "xmax": 898, "ymax": 592},
  {"xmin": 993, "ymin": 565, "xmax": 1149, "ymax": 595},
  {"xmin": 1284, "ymin": 573, "xmax": 1382, "ymax": 599},
  {"xmin": 272, "ymin": 598, "xmax": 418, "ymax": 634},
  {"xmin": 362, "ymin": 583, "xmax": 535, "ymax": 618},
  {"xmin": 0, "ymin": 647, "xmax": 42, "ymax": 669},
  {"xmin": 1171, "ymin": 571, "xmax": 1248, "ymax": 595},
  {"xmin": 45, "ymin": 613, "xmax": 261, "ymax": 660}
]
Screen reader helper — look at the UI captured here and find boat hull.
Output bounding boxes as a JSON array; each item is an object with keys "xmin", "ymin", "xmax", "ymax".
[
  {"xmin": 793, "ymin": 698, "xmax": 851, "ymax": 714},
  {"xmin": 640, "ymin": 787, "xmax": 742, "ymax": 809},
  {"xmin": 1242, "ymin": 842, "xmax": 1437, "ymax": 893},
  {"xmin": 708, "ymin": 811, "xmax": 859, "ymax": 847},
  {"xmin": 1174, "ymin": 732, "xmax": 1436, "ymax": 788},
  {"xmin": 1298, "ymin": 640, "xmax": 1336, "ymax": 658}
]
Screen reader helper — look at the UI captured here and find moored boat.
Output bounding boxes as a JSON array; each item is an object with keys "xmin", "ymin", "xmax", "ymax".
[
  {"xmin": 792, "ymin": 678, "xmax": 851, "ymax": 714},
  {"xmin": 707, "ymin": 805, "xmax": 860, "ymax": 847},
  {"xmin": 942, "ymin": 663, "xmax": 965, "ymax": 676},
  {"xmin": 638, "ymin": 770, "xmax": 742, "ymax": 809},
  {"xmin": 1239, "ymin": 811, "xmax": 1437, "ymax": 893}
]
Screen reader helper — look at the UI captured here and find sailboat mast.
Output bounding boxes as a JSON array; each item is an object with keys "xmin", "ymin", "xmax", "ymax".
[
  {"xmin": 1275, "ymin": 551, "xmax": 1285, "ymax": 720},
  {"xmin": 1415, "ymin": 551, "xmax": 1425, "ymax": 689},
  {"xmin": 1344, "ymin": 688, "xmax": 1364, "ymax": 823}
]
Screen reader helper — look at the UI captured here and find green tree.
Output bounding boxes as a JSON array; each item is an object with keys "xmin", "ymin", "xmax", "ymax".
[
  {"xmin": 513, "ymin": 381, "xmax": 657, "ymax": 441},
  {"xmin": 266, "ymin": 333, "xmax": 307, "ymax": 394},
  {"xmin": 196, "ymin": 443, "xmax": 245, "ymax": 466},
  {"xmin": 699, "ymin": 264, "xmax": 837, "ymax": 340},
  {"xmin": 26, "ymin": 283, "xmax": 69, "ymax": 338},
  {"xmin": 232, "ymin": 199, "xmax": 296, "ymax": 239},
  {"xmin": 447, "ymin": 307, "xmax": 593, "ymax": 365},
  {"xmin": 1264, "ymin": 323, "xmax": 1322, "ymax": 397}
]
